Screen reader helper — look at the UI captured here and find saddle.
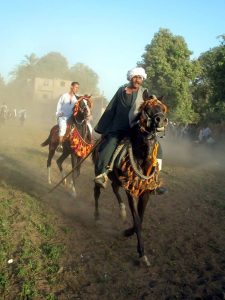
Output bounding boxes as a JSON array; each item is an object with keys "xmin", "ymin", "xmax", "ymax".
[
  {"xmin": 51, "ymin": 123, "xmax": 93, "ymax": 157},
  {"xmin": 107, "ymin": 140, "xmax": 161, "ymax": 197}
]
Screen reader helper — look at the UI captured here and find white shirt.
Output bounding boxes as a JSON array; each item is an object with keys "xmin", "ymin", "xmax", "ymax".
[{"xmin": 56, "ymin": 93, "xmax": 77, "ymax": 118}]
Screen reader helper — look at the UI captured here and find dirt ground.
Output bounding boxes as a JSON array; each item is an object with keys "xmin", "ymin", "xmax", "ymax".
[{"xmin": 0, "ymin": 118, "xmax": 225, "ymax": 300}]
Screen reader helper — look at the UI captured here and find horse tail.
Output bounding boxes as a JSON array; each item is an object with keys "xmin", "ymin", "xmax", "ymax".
[
  {"xmin": 41, "ymin": 125, "xmax": 58, "ymax": 147},
  {"xmin": 41, "ymin": 135, "xmax": 51, "ymax": 147}
]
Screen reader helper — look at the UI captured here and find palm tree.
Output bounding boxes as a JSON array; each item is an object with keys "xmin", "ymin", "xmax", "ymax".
[{"xmin": 9, "ymin": 53, "xmax": 39, "ymax": 80}]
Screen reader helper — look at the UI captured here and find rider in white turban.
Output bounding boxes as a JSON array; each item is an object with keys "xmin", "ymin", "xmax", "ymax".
[
  {"xmin": 94, "ymin": 67, "xmax": 148, "ymax": 188},
  {"xmin": 127, "ymin": 67, "xmax": 147, "ymax": 81},
  {"xmin": 94, "ymin": 66, "xmax": 167, "ymax": 194}
]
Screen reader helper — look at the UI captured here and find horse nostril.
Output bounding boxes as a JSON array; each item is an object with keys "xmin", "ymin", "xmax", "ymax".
[{"xmin": 155, "ymin": 116, "xmax": 161, "ymax": 123}]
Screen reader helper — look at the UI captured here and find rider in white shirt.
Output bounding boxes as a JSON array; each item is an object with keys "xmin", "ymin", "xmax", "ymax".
[{"xmin": 56, "ymin": 81, "xmax": 80, "ymax": 152}]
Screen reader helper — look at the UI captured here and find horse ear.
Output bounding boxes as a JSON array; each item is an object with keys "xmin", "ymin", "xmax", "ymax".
[{"xmin": 142, "ymin": 89, "xmax": 149, "ymax": 101}]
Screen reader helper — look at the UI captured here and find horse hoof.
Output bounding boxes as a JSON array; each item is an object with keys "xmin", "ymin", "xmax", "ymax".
[
  {"xmin": 71, "ymin": 187, "xmax": 77, "ymax": 198},
  {"xmin": 123, "ymin": 227, "xmax": 135, "ymax": 237},
  {"xmin": 140, "ymin": 255, "xmax": 151, "ymax": 267},
  {"xmin": 70, "ymin": 191, "xmax": 77, "ymax": 198},
  {"xmin": 94, "ymin": 213, "xmax": 100, "ymax": 222},
  {"xmin": 119, "ymin": 203, "xmax": 127, "ymax": 221}
]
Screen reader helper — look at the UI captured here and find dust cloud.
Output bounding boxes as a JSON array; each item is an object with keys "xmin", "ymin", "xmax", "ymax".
[{"xmin": 161, "ymin": 134, "xmax": 225, "ymax": 173}]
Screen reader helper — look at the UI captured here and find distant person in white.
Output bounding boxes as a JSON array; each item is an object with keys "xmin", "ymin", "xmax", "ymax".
[
  {"xmin": 199, "ymin": 126, "xmax": 212, "ymax": 142},
  {"xmin": 56, "ymin": 81, "xmax": 79, "ymax": 152}
]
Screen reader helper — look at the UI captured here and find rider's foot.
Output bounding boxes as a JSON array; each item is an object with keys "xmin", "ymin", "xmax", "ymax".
[
  {"xmin": 155, "ymin": 186, "xmax": 168, "ymax": 195},
  {"xmin": 56, "ymin": 144, "xmax": 63, "ymax": 153},
  {"xmin": 94, "ymin": 173, "xmax": 108, "ymax": 189}
]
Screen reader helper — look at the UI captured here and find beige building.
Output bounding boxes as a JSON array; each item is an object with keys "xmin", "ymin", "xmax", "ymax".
[
  {"xmin": 33, "ymin": 77, "xmax": 107, "ymax": 124},
  {"xmin": 33, "ymin": 77, "xmax": 72, "ymax": 102}
]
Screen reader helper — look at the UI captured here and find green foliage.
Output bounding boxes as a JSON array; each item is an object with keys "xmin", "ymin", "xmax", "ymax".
[
  {"xmin": 140, "ymin": 28, "xmax": 199, "ymax": 123},
  {"xmin": 41, "ymin": 243, "xmax": 63, "ymax": 261},
  {"xmin": 69, "ymin": 62, "xmax": 99, "ymax": 95},
  {"xmin": 5, "ymin": 52, "xmax": 100, "ymax": 107},
  {"xmin": 36, "ymin": 223, "xmax": 55, "ymax": 238},
  {"xmin": 0, "ymin": 74, "xmax": 6, "ymax": 101},
  {"xmin": 0, "ymin": 186, "xmax": 65, "ymax": 298},
  {"xmin": 192, "ymin": 35, "xmax": 225, "ymax": 123},
  {"xmin": 45, "ymin": 293, "xmax": 57, "ymax": 300},
  {"xmin": 0, "ymin": 272, "xmax": 8, "ymax": 290},
  {"xmin": 20, "ymin": 281, "xmax": 37, "ymax": 299},
  {"xmin": 10, "ymin": 53, "xmax": 39, "ymax": 81},
  {"xmin": 35, "ymin": 52, "xmax": 69, "ymax": 79}
]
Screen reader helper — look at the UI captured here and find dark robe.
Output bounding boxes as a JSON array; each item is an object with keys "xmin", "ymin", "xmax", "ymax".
[{"xmin": 95, "ymin": 85, "xmax": 147, "ymax": 135}]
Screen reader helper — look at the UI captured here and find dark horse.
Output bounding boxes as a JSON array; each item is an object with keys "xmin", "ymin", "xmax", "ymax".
[
  {"xmin": 41, "ymin": 96, "xmax": 93, "ymax": 196},
  {"xmin": 92, "ymin": 95, "xmax": 168, "ymax": 266}
]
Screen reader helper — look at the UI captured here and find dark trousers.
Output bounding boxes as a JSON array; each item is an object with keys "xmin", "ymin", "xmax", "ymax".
[{"xmin": 95, "ymin": 133, "xmax": 125, "ymax": 176}]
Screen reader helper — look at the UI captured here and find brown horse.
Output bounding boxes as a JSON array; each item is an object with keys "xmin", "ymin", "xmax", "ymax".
[
  {"xmin": 92, "ymin": 95, "xmax": 168, "ymax": 266},
  {"xmin": 41, "ymin": 96, "xmax": 93, "ymax": 196}
]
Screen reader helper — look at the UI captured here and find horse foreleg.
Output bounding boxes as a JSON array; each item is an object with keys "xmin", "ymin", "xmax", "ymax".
[
  {"xmin": 47, "ymin": 167, "xmax": 51, "ymax": 184},
  {"xmin": 94, "ymin": 184, "xmax": 101, "ymax": 221},
  {"xmin": 127, "ymin": 194, "xmax": 150, "ymax": 266},
  {"xmin": 57, "ymin": 151, "xmax": 70, "ymax": 186},
  {"xmin": 138, "ymin": 192, "xmax": 149, "ymax": 224},
  {"xmin": 111, "ymin": 181, "xmax": 126, "ymax": 221},
  {"xmin": 124, "ymin": 193, "xmax": 149, "ymax": 236}
]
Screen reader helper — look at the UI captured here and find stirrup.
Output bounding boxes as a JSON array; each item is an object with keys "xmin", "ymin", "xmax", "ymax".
[{"xmin": 94, "ymin": 173, "xmax": 108, "ymax": 189}]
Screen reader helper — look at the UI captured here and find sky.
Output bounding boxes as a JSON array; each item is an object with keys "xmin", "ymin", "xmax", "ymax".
[{"xmin": 0, "ymin": 0, "xmax": 224, "ymax": 99}]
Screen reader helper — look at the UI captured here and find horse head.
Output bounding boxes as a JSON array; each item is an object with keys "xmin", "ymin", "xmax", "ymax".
[
  {"xmin": 73, "ymin": 95, "xmax": 92, "ymax": 124},
  {"xmin": 138, "ymin": 94, "xmax": 168, "ymax": 138},
  {"xmin": 130, "ymin": 94, "xmax": 168, "ymax": 160}
]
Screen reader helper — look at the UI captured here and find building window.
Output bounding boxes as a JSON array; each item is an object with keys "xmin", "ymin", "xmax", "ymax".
[
  {"xmin": 43, "ymin": 94, "xmax": 48, "ymax": 100},
  {"xmin": 60, "ymin": 81, "xmax": 65, "ymax": 87},
  {"xmin": 43, "ymin": 80, "xmax": 49, "ymax": 86}
]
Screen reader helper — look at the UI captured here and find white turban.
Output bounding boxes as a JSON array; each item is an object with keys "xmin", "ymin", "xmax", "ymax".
[{"xmin": 127, "ymin": 67, "xmax": 147, "ymax": 81}]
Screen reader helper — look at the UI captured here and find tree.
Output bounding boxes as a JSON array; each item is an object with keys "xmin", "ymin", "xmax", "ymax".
[
  {"xmin": 139, "ymin": 28, "xmax": 199, "ymax": 123},
  {"xmin": 10, "ymin": 53, "xmax": 39, "ymax": 80},
  {"xmin": 69, "ymin": 63, "xmax": 99, "ymax": 95},
  {"xmin": 0, "ymin": 74, "xmax": 6, "ymax": 102},
  {"xmin": 36, "ymin": 52, "xmax": 69, "ymax": 79},
  {"xmin": 192, "ymin": 35, "xmax": 225, "ymax": 122}
]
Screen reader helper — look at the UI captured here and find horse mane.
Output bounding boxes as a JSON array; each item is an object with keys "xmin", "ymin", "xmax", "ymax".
[{"xmin": 139, "ymin": 96, "xmax": 168, "ymax": 113}]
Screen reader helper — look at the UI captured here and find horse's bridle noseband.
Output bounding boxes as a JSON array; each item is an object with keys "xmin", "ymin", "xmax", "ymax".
[{"xmin": 139, "ymin": 109, "xmax": 168, "ymax": 139}]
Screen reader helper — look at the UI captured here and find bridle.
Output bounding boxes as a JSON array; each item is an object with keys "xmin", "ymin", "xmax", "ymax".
[
  {"xmin": 138, "ymin": 103, "xmax": 168, "ymax": 139},
  {"xmin": 73, "ymin": 97, "xmax": 91, "ymax": 125}
]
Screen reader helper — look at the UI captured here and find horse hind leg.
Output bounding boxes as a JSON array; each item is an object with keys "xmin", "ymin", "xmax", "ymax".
[
  {"xmin": 127, "ymin": 194, "xmax": 150, "ymax": 267},
  {"xmin": 57, "ymin": 151, "xmax": 69, "ymax": 186},
  {"xmin": 111, "ymin": 181, "xmax": 127, "ymax": 221},
  {"xmin": 47, "ymin": 147, "xmax": 56, "ymax": 184}
]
